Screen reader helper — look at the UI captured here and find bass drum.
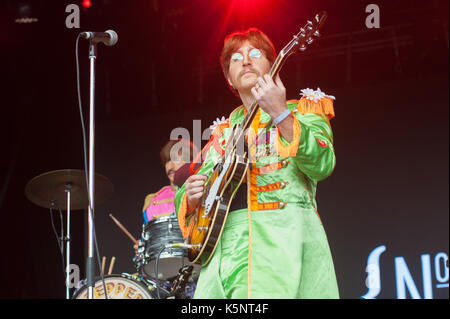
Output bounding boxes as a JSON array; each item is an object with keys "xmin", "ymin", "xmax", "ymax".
[{"xmin": 72, "ymin": 274, "xmax": 169, "ymax": 299}]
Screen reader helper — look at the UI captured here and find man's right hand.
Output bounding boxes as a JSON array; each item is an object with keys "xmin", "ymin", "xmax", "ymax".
[{"xmin": 185, "ymin": 174, "xmax": 207, "ymax": 215}]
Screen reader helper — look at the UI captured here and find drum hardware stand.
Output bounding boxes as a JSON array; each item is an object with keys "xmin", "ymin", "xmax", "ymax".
[
  {"xmin": 49, "ymin": 183, "xmax": 73, "ymax": 299},
  {"xmin": 64, "ymin": 183, "xmax": 72, "ymax": 300}
]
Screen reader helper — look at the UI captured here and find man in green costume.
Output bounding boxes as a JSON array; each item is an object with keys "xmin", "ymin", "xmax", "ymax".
[{"xmin": 174, "ymin": 28, "xmax": 339, "ymax": 298}]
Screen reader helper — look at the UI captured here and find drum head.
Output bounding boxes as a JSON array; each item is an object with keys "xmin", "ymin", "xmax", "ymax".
[{"xmin": 72, "ymin": 274, "xmax": 162, "ymax": 299}]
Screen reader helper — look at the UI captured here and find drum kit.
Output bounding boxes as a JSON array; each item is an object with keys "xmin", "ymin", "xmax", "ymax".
[{"xmin": 25, "ymin": 169, "xmax": 199, "ymax": 299}]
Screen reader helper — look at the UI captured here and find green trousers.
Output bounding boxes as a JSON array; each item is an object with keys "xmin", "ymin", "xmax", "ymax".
[{"xmin": 193, "ymin": 206, "xmax": 339, "ymax": 299}]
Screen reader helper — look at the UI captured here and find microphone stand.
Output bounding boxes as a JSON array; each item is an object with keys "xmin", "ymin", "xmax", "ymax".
[{"xmin": 86, "ymin": 41, "xmax": 97, "ymax": 299}]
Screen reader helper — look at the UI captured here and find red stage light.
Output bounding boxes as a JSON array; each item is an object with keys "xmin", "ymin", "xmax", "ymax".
[
  {"xmin": 81, "ymin": 0, "xmax": 91, "ymax": 8},
  {"xmin": 216, "ymin": 0, "xmax": 282, "ymax": 23},
  {"xmin": 214, "ymin": 0, "xmax": 283, "ymax": 32}
]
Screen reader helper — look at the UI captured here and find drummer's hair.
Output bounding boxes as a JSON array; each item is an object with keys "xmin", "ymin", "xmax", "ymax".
[{"xmin": 159, "ymin": 139, "xmax": 195, "ymax": 165}]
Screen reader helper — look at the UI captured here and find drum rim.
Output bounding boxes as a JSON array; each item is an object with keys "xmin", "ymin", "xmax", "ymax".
[
  {"xmin": 144, "ymin": 215, "xmax": 180, "ymax": 228},
  {"xmin": 71, "ymin": 273, "xmax": 159, "ymax": 299}
]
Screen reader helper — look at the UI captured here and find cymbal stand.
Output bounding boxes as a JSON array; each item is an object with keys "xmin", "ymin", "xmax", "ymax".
[{"xmin": 64, "ymin": 183, "xmax": 72, "ymax": 299}]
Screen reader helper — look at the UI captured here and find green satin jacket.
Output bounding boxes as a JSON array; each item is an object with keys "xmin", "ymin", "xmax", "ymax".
[{"xmin": 175, "ymin": 97, "xmax": 339, "ymax": 299}]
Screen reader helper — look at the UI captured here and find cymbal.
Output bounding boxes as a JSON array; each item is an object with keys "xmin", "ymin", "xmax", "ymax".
[{"xmin": 25, "ymin": 169, "xmax": 114, "ymax": 210}]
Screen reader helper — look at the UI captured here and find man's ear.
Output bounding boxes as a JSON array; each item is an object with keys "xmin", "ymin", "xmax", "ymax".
[{"xmin": 227, "ymin": 77, "xmax": 234, "ymax": 89}]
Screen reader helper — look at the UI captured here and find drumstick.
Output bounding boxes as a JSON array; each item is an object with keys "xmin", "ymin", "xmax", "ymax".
[
  {"xmin": 101, "ymin": 256, "xmax": 106, "ymax": 275},
  {"xmin": 108, "ymin": 256, "xmax": 116, "ymax": 275},
  {"xmin": 109, "ymin": 213, "xmax": 139, "ymax": 245}
]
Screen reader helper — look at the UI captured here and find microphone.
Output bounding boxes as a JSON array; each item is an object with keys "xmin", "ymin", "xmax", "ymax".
[{"xmin": 79, "ymin": 30, "xmax": 118, "ymax": 46}]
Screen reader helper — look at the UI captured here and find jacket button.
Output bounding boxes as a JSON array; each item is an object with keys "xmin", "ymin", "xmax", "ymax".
[
  {"xmin": 280, "ymin": 181, "xmax": 289, "ymax": 188},
  {"xmin": 278, "ymin": 201, "xmax": 287, "ymax": 209}
]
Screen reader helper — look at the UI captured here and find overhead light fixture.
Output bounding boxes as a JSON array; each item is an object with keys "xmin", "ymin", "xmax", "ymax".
[
  {"xmin": 12, "ymin": 1, "xmax": 39, "ymax": 24},
  {"xmin": 14, "ymin": 17, "xmax": 38, "ymax": 24}
]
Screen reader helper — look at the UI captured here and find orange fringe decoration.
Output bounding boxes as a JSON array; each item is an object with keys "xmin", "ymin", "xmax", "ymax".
[{"xmin": 297, "ymin": 97, "xmax": 335, "ymax": 119}]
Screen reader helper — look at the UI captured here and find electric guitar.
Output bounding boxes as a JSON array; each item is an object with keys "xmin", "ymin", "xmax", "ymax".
[{"xmin": 187, "ymin": 12, "xmax": 328, "ymax": 266}]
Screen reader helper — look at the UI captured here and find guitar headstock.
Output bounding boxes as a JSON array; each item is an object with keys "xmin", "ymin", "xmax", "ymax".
[{"xmin": 279, "ymin": 11, "xmax": 328, "ymax": 58}]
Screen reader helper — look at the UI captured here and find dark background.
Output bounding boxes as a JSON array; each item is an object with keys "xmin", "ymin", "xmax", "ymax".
[{"xmin": 0, "ymin": 0, "xmax": 448, "ymax": 299}]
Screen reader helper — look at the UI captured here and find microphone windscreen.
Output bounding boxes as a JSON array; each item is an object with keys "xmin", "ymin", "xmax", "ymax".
[{"xmin": 105, "ymin": 30, "xmax": 118, "ymax": 46}]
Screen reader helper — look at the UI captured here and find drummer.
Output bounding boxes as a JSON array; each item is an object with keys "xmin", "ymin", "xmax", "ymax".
[{"xmin": 134, "ymin": 139, "xmax": 196, "ymax": 253}]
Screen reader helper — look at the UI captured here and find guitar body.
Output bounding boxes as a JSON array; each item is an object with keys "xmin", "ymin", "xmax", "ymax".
[{"xmin": 187, "ymin": 150, "xmax": 249, "ymax": 265}]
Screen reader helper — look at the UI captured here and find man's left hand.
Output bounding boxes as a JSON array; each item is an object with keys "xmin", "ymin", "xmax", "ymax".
[{"xmin": 251, "ymin": 73, "xmax": 287, "ymax": 119}]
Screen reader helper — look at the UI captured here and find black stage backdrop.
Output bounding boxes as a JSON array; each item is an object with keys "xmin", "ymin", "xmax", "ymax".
[{"xmin": 0, "ymin": 0, "xmax": 448, "ymax": 299}]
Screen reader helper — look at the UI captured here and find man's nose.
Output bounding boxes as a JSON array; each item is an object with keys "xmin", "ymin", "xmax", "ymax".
[
  {"xmin": 166, "ymin": 160, "xmax": 175, "ymax": 170},
  {"xmin": 242, "ymin": 53, "xmax": 251, "ymax": 65}
]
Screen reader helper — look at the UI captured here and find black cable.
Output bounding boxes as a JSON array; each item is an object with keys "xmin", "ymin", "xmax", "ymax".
[
  {"xmin": 58, "ymin": 207, "xmax": 64, "ymax": 252},
  {"xmin": 75, "ymin": 34, "xmax": 108, "ymax": 299},
  {"xmin": 58, "ymin": 208, "xmax": 67, "ymax": 285},
  {"xmin": 155, "ymin": 245, "xmax": 167, "ymax": 299},
  {"xmin": 49, "ymin": 207, "xmax": 67, "ymax": 284}
]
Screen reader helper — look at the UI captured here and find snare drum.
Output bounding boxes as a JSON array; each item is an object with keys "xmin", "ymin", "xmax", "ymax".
[
  {"xmin": 72, "ymin": 273, "xmax": 169, "ymax": 299},
  {"xmin": 140, "ymin": 216, "xmax": 194, "ymax": 280}
]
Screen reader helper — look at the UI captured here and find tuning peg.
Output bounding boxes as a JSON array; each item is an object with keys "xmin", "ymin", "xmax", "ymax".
[
  {"xmin": 314, "ymin": 30, "xmax": 321, "ymax": 37},
  {"xmin": 299, "ymin": 28, "xmax": 306, "ymax": 38},
  {"xmin": 306, "ymin": 38, "xmax": 314, "ymax": 44},
  {"xmin": 307, "ymin": 20, "xmax": 313, "ymax": 30},
  {"xmin": 299, "ymin": 44, "xmax": 307, "ymax": 51}
]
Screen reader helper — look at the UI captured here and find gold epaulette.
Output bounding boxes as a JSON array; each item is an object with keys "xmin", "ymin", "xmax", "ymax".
[{"xmin": 142, "ymin": 192, "xmax": 158, "ymax": 212}]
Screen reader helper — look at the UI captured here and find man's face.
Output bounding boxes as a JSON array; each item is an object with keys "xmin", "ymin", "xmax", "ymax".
[
  {"xmin": 227, "ymin": 40, "xmax": 271, "ymax": 93},
  {"xmin": 165, "ymin": 145, "xmax": 188, "ymax": 185},
  {"xmin": 165, "ymin": 159, "xmax": 185, "ymax": 185}
]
